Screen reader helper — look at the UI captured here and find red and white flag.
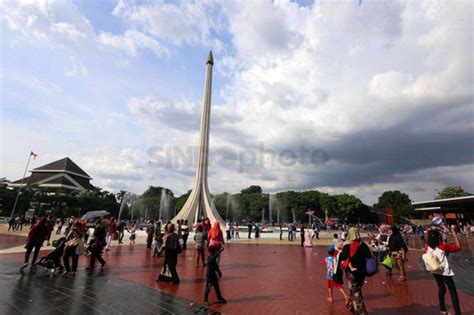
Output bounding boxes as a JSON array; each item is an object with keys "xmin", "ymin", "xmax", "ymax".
[{"xmin": 30, "ymin": 151, "xmax": 38, "ymax": 159}]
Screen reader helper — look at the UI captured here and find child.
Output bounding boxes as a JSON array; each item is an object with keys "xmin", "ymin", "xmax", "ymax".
[
  {"xmin": 204, "ymin": 247, "xmax": 227, "ymax": 305},
  {"xmin": 194, "ymin": 225, "xmax": 206, "ymax": 267},
  {"xmin": 332, "ymin": 233, "xmax": 339, "ymax": 248},
  {"xmin": 322, "ymin": 246, "xmax": 349, "ymax": 305},
  {"xmin": 128, "ymin": 224, "xmax": 136, "ymax": 245}
]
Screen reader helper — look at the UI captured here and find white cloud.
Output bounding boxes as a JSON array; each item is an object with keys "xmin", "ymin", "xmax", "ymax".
[
  {"xmin": 65, "ymin": 56, "xmax": 87, "ymax": 77},
  {"xmin": 98, "ymin": 30, "xmax": 168, "ymax": 57},
  {"xmin": 112, "ymin": 0, "xmax": 223, "ymax": 47},
  {"xmin": 50, "ymin": 22, "xmax": 86, "ymax": 41},
  {"xmin": 0, "ymin": 0, "xmax": 94, "ymax": 44},
  {"xmin": 1, "ymin": 0, "xmax": 473, "ymax": 204}
]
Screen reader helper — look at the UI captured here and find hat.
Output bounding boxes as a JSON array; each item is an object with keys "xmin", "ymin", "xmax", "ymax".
[{"xmin": 327, "ymin": 246, "xmax": 336, "ymax": 254}]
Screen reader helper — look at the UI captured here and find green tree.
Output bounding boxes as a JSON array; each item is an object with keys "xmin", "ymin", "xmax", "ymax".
[
  {"xmin": 241, "ymin": 185, "xmax": 262, "ymax": 194},
  {"xmin": 332, "ymin": 194, "xmax": 364, "ymax": 222},
  {"xmin": 174, "ymin": 190, "xmax": 191, "ymax": 213},
  {"xmin": 374, "ymin": 190, "xmax": 413, "ymax": 223},
  {"xmin": 435, "ymin": 186, "xmax": 470, "ymax": 199}
]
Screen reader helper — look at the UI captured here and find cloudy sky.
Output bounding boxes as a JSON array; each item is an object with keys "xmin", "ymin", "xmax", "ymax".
[{"xmin": 1, "ymin": 0, "xmax": 473, "ymax": 204}]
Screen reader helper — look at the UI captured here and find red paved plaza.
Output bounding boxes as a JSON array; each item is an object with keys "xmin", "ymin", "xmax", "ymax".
[{"xmin": 1, "ymin": 238, "xmax": 473, "ymax": 314}]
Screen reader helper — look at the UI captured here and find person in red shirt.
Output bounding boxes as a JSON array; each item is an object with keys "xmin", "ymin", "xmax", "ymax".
[
  {"xmin": 105, "ymin": 217, "xmax": 117, "ymax": 251},
  {"xmin": 425, "ymin": 226, "xmax": 462, "ymax": 315},
  {"xmin": 20, "ymin": 217, "xmax": 49, "ymax": 273}
]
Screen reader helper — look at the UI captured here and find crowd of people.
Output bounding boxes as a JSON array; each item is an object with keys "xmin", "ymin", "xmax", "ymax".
[
  {"xmin": 8, "ymin": 213, "xmax": 471, "ymax": 313},
  {"xmin": 14, "ymin": 215, "xmax": 228, "ymax": 306},
  {"xmin": 319, "ymin": 222, "xmax": 468, "ymax": 315}
]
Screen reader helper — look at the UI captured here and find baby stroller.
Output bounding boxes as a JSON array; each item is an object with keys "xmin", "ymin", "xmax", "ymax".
[{"xmin": 37, "ymin": 237, "xmax": 66, "ymax": 272}]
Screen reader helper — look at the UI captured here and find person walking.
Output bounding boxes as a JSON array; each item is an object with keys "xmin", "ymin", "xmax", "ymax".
[
  {"xmin": 46, "ymin": 215, "xmax": 54, "ymax": 246},
  {"xmin": 388, "ymin": 225, "xmax": 408, "ymax": 281},
  {"xmin": 235, "ymin": 225, "xmax": 240, "ymax": 239},
  {"xmin": 153, "ymin": 221, "xmax": 163, "ymax": 257},
  {"xmin": 182, "ymin": 220, "xmax": 189, "ymax": 250},
  {"xmin": 20, "ymin": 217, "xmax": 49, "ymax": 273},
  {"xmin": 63, "ymin": 223, "xmax": 85, "ymax": 276},
  {"xmin": 376, "ymin": 225, "xmax": 392, "ymax": 275},
  {"xmin": 300, "ymin": 225, "xmax": 305, "ymax": 247},
  {"xmin": 323, "ymin": 246, "xmax": 349, "ymax": 305},
  {"xmin": 16, "ymin": 215, "xmax": 24, "ymax": 231},
  {"xmin": 105, "ymin": 217, "xmax": 116, "ymax": 251},
  {"xmin": 226, "ymin": 223, "xmax": 232, "ymax": 241},
  {"xmin": 425, "ymin": 226, "xmax": 462, "ymax": 315},
  {"xmin": 339, "ymin": 227, "xmax": 372, "ymax": 315},
  {"xmin": 128, "ymin": 222, "xmax": 137, "ymax": 245},
  {"xmin": 247, "ymin": 222, "xmax": 253, "ymax": 239},
  {"xmin": 146, "ymin": 220, "xmax": 155, "ymax": 250},
  {"xmin": 194, "ymin": 224, "xmax": 206, "ymax": 267},
  {"xmin": 56, "ymin": 218, "xmax": 64, "ymax": 234},
  {"xmin": 304, "ymin": 226, "xmax": 313, "ymax": 247},
  {"xmin": 204, "ymin": 247, "xmax": 227, "ymax": 305},
  {"xmin": 117, "ymin": 220, "xmax": 126, "ymax": 244},
  {"xmin": 157, "ymin": 223, "xmax": 180, "ymax": 284},
  {"xmin": 87, "ymin": 219, "xmax": 107, "ymax": 270},
  {"xmin": 8, "ymin": 216, "xmax": 16, "ymax": 232}
]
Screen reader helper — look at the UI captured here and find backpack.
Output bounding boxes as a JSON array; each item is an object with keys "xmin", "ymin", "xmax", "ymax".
[
  {"xmin": 422, "ymin": 250, "xmax": 441, "ymax": 272},
  {"xmin": 365, "ymin": 257, "xmax": 378, "ymax": 277}
]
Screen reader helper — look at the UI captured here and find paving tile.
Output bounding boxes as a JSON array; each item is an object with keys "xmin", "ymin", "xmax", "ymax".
[{"xmin": 1, "ymin": 236, "xmax": 473, "ymax": 314}]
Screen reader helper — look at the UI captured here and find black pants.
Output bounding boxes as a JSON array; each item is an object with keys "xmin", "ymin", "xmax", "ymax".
[
  {"xmin": 300, "ymin": 235, "xmax": 305, "ymax": 247},
  {"xmin": 63, "ymin": 247, "xmax": 78, "ymax": 272},
  {"xmin": 24, "ymin": 242, "xmax": 42, "ymax": 264},
  {"xmin": 89, "ymin": 246, "xmax": 105, "ymax": 268},
  {"xmin": 204, "ymin": 276, "xmax": 223, "ymax": 302},
  {"xmin": 118, "ymin": 230, "xmax": 124, "ymax": 244},
  {"xmin": 433, "ymin": 274, "xmax": 461, "ymax": 315},
  {"xmin": 164, "ymin": 251, "xmax": 180, "ymax": 283},
  {"xmin": 182, "ymin": 234, "xmax": 189, "ymax": 250}
]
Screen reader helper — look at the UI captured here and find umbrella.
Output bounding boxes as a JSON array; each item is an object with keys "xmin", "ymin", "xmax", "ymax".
[{"xmin": 81, "ymin": 210, "xmax": 111, "ymax": 221}]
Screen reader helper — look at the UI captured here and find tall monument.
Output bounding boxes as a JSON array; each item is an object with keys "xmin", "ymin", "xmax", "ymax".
[{"xmin": 172, "ymin": 51, "xmax": 224, "ymax": 226}]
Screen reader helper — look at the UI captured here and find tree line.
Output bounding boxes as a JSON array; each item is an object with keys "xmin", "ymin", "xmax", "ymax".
[{"xmin": 0, "ymin": 178, "xmax": 469, "ymax": 224}]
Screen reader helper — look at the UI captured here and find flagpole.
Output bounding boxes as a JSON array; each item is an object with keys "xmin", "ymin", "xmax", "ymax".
[{"xmin": 10, "ymin": 152, "xmax": 33, "ymax": 218}]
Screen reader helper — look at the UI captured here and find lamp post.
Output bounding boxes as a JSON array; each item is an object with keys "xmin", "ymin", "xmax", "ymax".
[{"xmin": 11, "ymin": 152, "xmax": 35, "ymax": 218}]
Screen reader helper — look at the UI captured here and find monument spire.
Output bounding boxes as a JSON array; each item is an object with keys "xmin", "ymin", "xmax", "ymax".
[{"xmin": 172, "ymin": 52, "xmax": 224, "ymax": 226}]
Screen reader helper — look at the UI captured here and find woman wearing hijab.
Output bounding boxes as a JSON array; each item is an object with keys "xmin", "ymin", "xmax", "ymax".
[
  {"xmin": 157, "ymin": 223, "xmax": 180, "ymax": 284},
  {"xmin": 208, "ymin": 222, "xmax": 225, "ymax": 250},
  {"xmin": 63, "ymin": 222, "xmax": 84, "ymax": 276},
  {"xmin": 20, "ymin": 217, "xmax": 49, "ymax": 273},
  {"xmin": 338, "ymin": 227, "xmax": 372, "ymax": 315},
  {"xmin": 388, "ymin": 225, "xmax": 408, "ymax": 281}
]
